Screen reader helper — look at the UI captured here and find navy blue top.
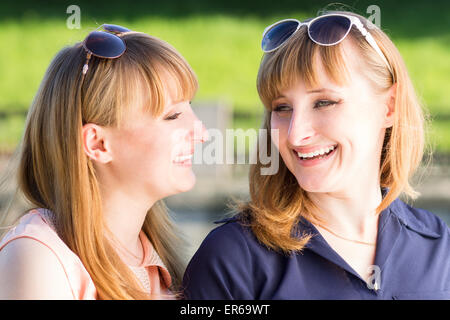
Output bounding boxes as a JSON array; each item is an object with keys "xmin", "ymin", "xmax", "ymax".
[{"xmin": 182, "ymin": 198, "xmax": 450, "ymax": 300}]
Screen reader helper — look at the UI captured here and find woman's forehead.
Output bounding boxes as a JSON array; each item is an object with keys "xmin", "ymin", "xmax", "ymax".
[{"xmin": 273, "ymin": 39, "xmax": 365, "ymax": 99}]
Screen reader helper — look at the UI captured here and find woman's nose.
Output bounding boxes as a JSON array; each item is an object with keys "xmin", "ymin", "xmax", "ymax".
[
  {"xmin": 287, "ymin": 109, "xmax": 315, "ymax": 147},
  {"xmin": 193, "ymin": 120, "xmax": 209, "ymax": 143},
  {"xmin": 190, "ymin": 112, "xmax": 209, "ymax": 143}
]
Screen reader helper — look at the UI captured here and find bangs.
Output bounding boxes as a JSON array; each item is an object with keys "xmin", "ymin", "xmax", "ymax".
[
  {"xmin": 140, "ymin": 57, "xmax": 198, "ymax": 117},
  {"xmin": 257, "ymin": 27, "xmax": 351, "ymax": 109},
  {"xmin": 115, "ymin": 33, "xmax": 198, "ymax": 126}
]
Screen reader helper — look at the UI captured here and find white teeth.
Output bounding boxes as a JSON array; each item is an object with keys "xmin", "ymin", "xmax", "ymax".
[
  {"xmin": 174, "ymin": 154, "xmax": 193, "ymax": 162},
  {"xmin": 297, "ymin": 145, "xmax": 336, "ymax": 159}
]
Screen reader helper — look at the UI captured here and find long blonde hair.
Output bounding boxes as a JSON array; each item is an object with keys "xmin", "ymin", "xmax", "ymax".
[
  {"xmin": 0, "ymin": 31, "xmax": 197, "ymax": 299},
  {"xmin": 239, "ymin": 11, "xmax": 429, "ymax": 254}
]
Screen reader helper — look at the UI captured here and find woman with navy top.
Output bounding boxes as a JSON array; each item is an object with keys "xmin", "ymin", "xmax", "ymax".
[{"xmin": 182, "ymin": 11, "xmax": 450, "ymax": 299}]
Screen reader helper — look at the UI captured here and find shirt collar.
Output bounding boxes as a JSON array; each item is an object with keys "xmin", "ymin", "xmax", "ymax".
[
  {"xmin": 387, "ymin": 197, "xmax": 441, "ymax": 239},
  {"xmin": 138, "ymin": 231, "xmax": 172, "ymax": 288},
  {"xmin": 380, "ymin": 187, "xmax": 441, "ymax": 238},
  {"xmin": 215, "ymin": 190, "xmax": 442, "ymax": 241}
]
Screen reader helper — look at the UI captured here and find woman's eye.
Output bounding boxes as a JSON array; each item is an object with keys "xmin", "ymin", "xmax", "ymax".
[
  {"xmin": 164, "ymin": 112, "xmax": 182, "ymax": 120},
  {"xmin": 314, "ymin": 100, "xmax": 337, "ymax": 108},
  {"xmin": 273, "ymin": 105, "xmax": 292, "ymax": 113}
]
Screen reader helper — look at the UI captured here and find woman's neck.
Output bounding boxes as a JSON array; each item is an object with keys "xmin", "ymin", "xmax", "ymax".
[
  {"xmin": 101, "ymin": 186, "xmax": 155, "ymax": 260},
  {"xmin": 308, "ymin": 183, "xmax": 383, "ymax": 240}
]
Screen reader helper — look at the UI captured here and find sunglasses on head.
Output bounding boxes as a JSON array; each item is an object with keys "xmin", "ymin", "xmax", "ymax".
[
  {"xmin": 261, "ymin": 13, "xmax": 393, "ymax": 76},
  {"xmin": 82, "ymin": 24, "xmax": 131, "ymax": 75}
]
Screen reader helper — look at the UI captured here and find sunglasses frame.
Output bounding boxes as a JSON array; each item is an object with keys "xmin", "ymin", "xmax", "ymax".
[
  {"xmin": 262, "ymin": 13, "xmax": 393, "ymax": 76},
  {"xmin": 81, "ymin": 24, "xmax": 131, "ymax": 75}
]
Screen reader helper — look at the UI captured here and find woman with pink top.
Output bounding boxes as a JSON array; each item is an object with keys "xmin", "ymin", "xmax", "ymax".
[{"xmin": 0, "ymin": 24, "xmax": 207, "ymax": 299}]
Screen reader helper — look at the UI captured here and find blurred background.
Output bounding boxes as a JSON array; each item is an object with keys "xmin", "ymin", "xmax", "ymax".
[{"xmin": 0, "ymin": 0, "xmax": 449, "ymax": 259}]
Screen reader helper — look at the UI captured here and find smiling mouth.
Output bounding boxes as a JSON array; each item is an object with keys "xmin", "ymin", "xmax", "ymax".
[
  {"xmin": 173, "ymin": 154, "xmax": 193, "ymax": 164},
  {"xmin": 295, "ymin": 144, "xmax": 338, "ymax": 161}
]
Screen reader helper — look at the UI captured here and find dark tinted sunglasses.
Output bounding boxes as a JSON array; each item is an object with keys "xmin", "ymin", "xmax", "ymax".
[{"xmin": 82, "ymin": 24, "xmax": 131, "ymax": 75}]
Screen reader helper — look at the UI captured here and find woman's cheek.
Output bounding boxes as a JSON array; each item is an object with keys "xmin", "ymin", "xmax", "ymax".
[{"xmin": 270, "ymin": 114, "xmax": 287, "ymax": 149}]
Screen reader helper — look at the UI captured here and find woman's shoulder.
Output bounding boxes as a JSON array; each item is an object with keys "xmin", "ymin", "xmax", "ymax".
[
  {"xmin": 0, "ymin": 208, "xmax": 71, "ymax": 255},
  {"xmin": 188, "ymin": 213, "xmax": 282, "ymax": 266},
  {"xmin": 0, "ymin": 209, "xmax": 55, "ymax": 250},
  {"xmin": 0, "ymin": 236, "xmax": 74, "ymax": 299},
  {"xmin": 0, "ymin": 209, "xmax": 75, "ymax": 299},
  {"xmin": 391, "ymin": 198, "xmax": 449, "ymax": 238},
  {"xmin": 0, "ymin": 208, "xmax": 96, "ymax": 299},
  {"xmin": 183, "ymin": 215, "xmax": 262, "ymax": 299},
  {"xmin": 199, "ymin": 215, "xmax": 256, "ymax": 253}
]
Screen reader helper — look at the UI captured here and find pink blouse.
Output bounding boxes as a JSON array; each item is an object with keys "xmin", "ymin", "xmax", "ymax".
[{"xmin": 0, "ymin": 208, "xmax": 173, "ymax": 299}]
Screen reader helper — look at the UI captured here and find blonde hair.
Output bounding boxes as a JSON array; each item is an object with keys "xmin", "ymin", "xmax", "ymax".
[
  {"xmin": 0, "ymin": 31, "xmax": 197, "ymax": 299},
  {"xmin": 238, "ymin": 11, "xmax": 429, "ymax": 254}
]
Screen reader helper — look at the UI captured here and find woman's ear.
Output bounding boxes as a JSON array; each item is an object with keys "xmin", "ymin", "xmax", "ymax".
[
  {"xmin": 383, "ymin": 82, "xmax": 397, "ymax": 128},
  {"xmin": 81, "ymin": 123, "xmax": 113, "ymax": 163}
]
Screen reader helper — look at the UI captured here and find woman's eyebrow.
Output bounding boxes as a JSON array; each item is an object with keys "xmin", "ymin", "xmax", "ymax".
[
  {"xmin": 272, "ymin": 95, "xmax": 287, "ymax": 101},
  {"xmin": 306, "ymin": 88, "xmax": 339, "ymax": 94},
  {"xmin": 272, "ymin": 88, "xmax": 340, "ymax": 102}
]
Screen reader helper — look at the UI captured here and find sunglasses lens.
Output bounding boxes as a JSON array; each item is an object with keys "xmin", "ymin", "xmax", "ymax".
[
  {"xmin": 308, "ymin": 15, "xmax": 351, "ymax": 45},
  {"xmin": 262, "ymin": 20, "xmax": 299, "ymax": 52},
  {"xmin": 103, "ymin": 24, "xmax": 131, "ymax": 35},
  {"xmin": 84, "ymin": 31, "xmax": 126, "ymax": 58}
]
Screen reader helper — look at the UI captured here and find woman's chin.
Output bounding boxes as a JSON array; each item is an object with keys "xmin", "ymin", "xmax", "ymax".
[
  {"xmin": 295, "ymin": 176, "xmax": 332, "ymax": 193},
  {"xmin": 173, "ymin": 172, "xmax": 197, "ymax": 194}
]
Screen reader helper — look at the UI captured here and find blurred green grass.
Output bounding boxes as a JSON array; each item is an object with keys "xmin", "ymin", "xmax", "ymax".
[{"xmin": 0, "ymin": 0, "xmax": 449, "ymax": 154}]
